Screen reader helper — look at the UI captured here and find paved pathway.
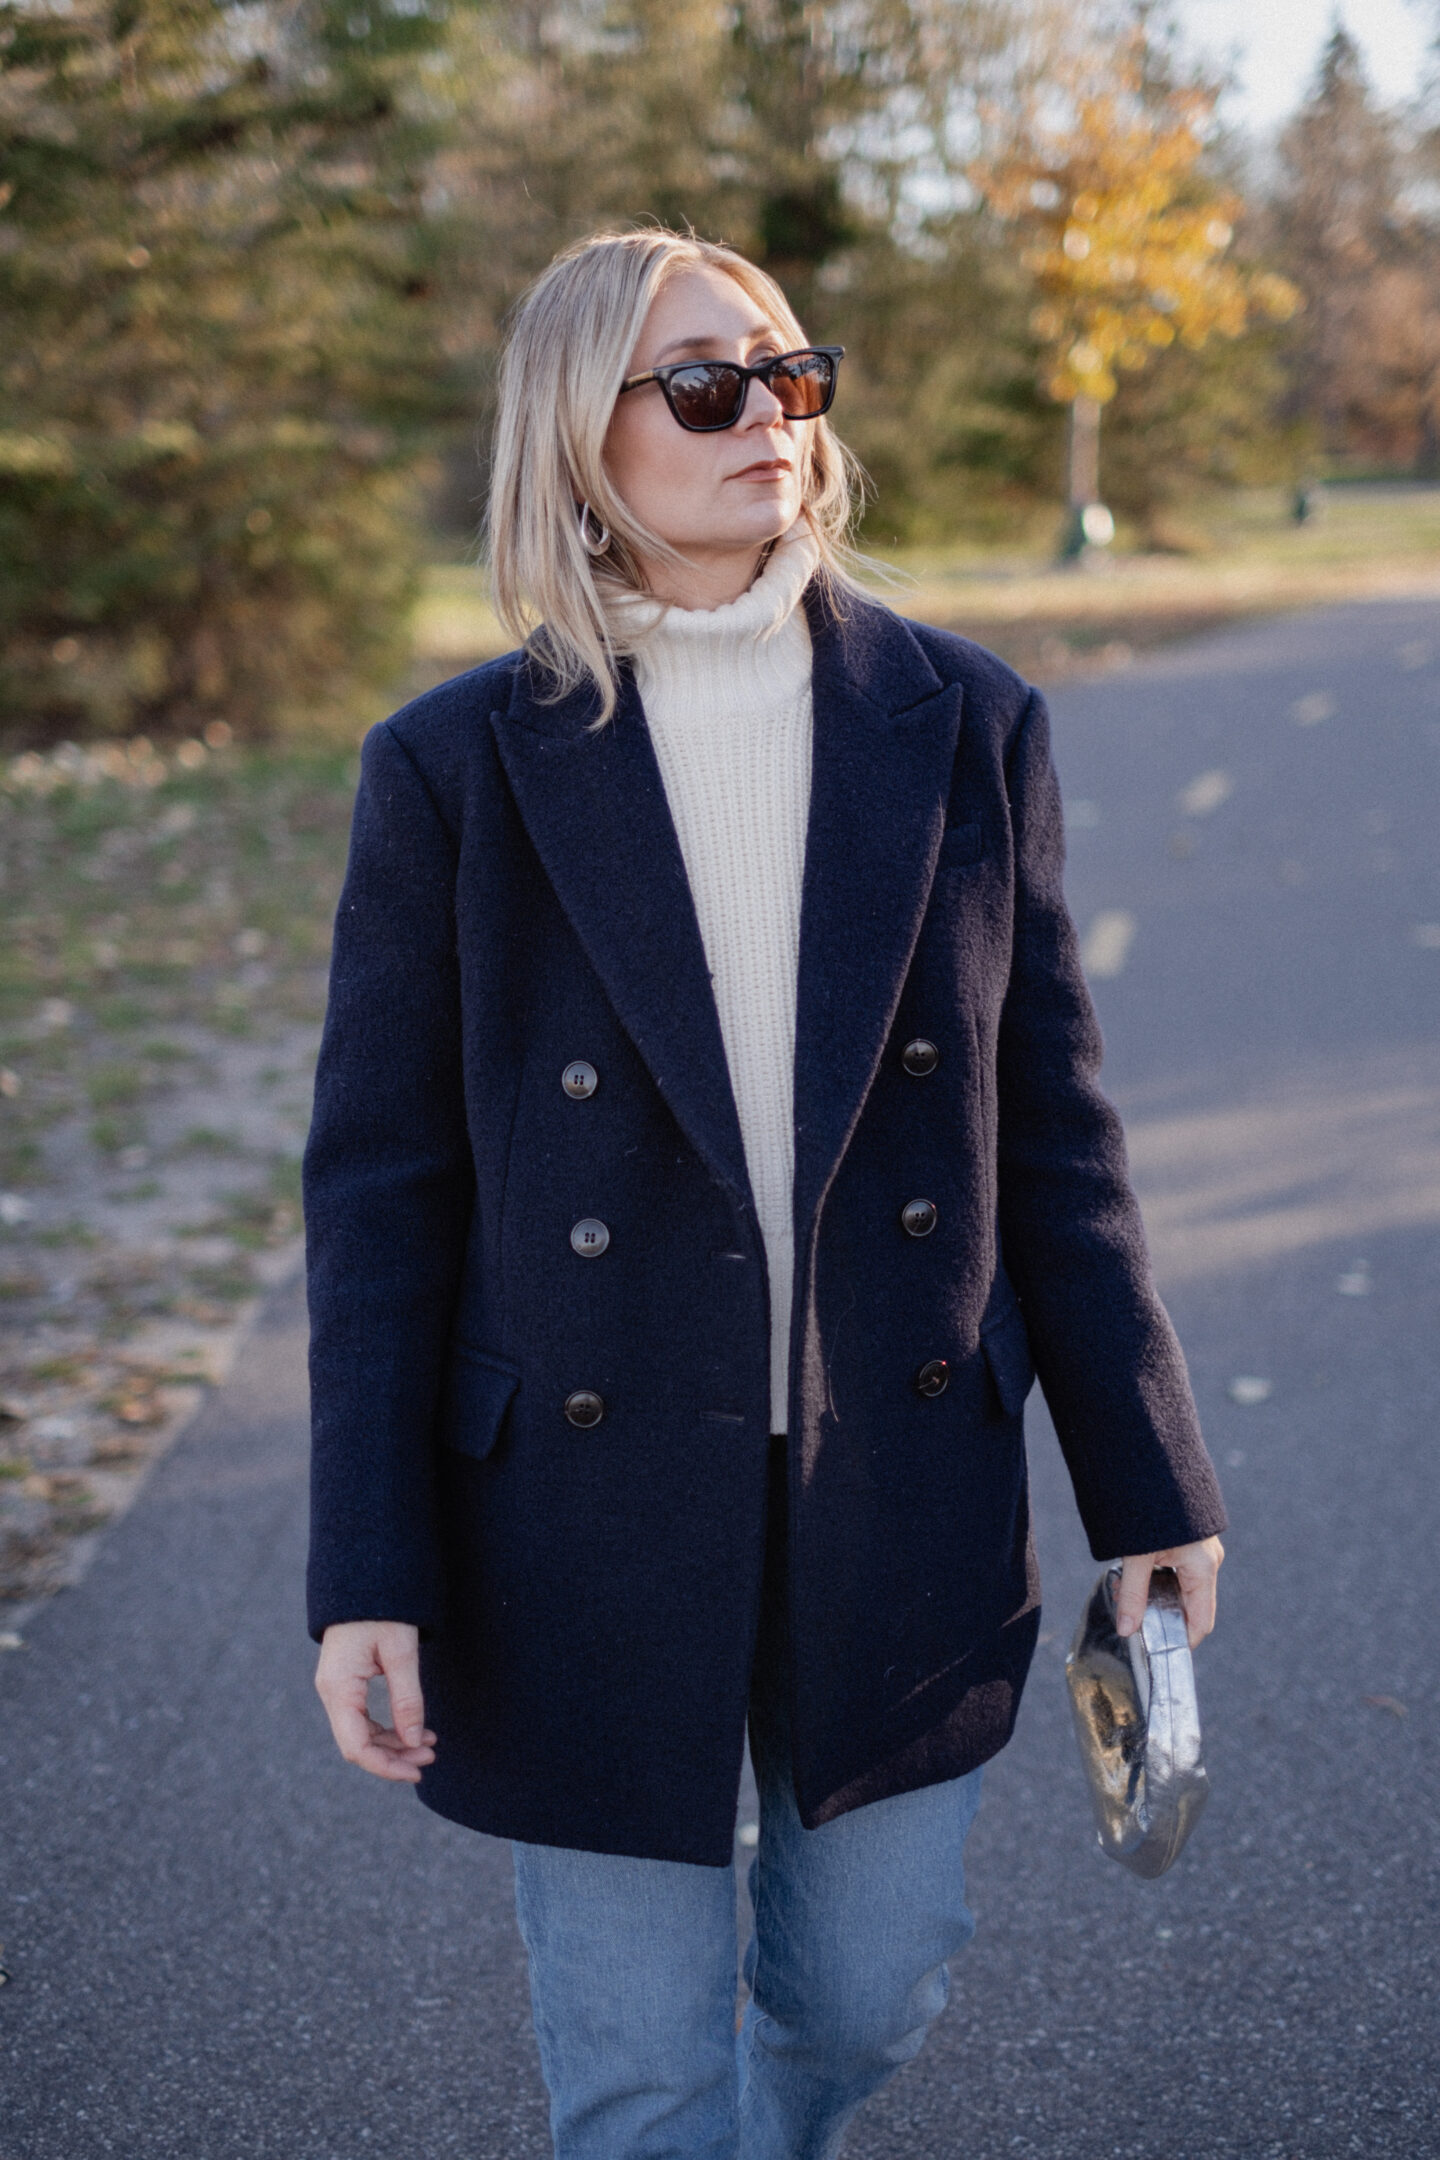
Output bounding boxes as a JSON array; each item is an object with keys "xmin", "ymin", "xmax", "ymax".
[{"xmin": 2, "ymin": 598, "xmax": 1437, "ymax": 2158}]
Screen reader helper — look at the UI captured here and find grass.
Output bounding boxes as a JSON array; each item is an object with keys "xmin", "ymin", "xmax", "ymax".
[
  {"xmin": 0, "ymin": 738, "xmax": 355, "ymax": 1610},
  {"xmin": 409, "ymin": 481, "xmax": 1440, "ymax": 691}
]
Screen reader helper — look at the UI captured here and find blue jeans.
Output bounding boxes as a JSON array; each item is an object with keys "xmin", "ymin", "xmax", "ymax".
[{"xmin": 511, "ymin": 1450, "xmax": 984, "ymax": 2159}]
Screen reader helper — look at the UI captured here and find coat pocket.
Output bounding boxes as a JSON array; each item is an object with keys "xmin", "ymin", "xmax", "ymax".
[
  {"xmin": 980, "ymin": 1305, "xmax": 1035, "ymax": 1419},
  {"xmin": 440, "ymin": 1343, "xmax": 521, "ymax": 1463},
  {"xmin": 936, "ymin": 819, "xmax": 984, "ymax": 868}
]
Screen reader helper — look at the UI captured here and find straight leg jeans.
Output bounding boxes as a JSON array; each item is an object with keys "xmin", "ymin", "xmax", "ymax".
[{"xmin": 510, "ymin": 1450, "xmax": 984, "ymax": 2160}]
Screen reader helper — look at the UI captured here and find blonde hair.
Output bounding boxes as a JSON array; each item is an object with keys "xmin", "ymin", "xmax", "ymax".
[{"xmin": 485, "ymin": 227, "xmax": 866, "ymax": 726}]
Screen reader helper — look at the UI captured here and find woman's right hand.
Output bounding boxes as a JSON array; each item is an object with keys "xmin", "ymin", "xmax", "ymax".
[{"xmin": 315, "ymin": 1620, "xmax": 437, "ymax": 1783}]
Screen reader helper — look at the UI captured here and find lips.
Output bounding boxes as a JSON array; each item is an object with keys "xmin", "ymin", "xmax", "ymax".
[{"xmin": 731, "ymin": 460, "xmax": 792, "ymax": 480}]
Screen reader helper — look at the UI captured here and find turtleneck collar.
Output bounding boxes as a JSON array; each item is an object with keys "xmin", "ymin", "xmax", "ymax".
[{"xmin": 605, "ymin": 524, "xmax": 821, "ymax": 652}]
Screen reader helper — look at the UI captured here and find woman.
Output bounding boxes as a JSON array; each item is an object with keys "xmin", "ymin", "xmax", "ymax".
[{"xmin": 306, "ymin": 227, "xmax": 1226, "ymax": 2160}]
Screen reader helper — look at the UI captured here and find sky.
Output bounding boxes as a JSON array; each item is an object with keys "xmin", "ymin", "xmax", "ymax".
[{"xmin": 1177, "ymin": 0, "xmax": 1432, "ymax": 131}]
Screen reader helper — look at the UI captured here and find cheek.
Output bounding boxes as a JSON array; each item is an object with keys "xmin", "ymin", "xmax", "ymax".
[{"xmin": 604, "ymin": 403, "xmax": 712, "ymax": 526}]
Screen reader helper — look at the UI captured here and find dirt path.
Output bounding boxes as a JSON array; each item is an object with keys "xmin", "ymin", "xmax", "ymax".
[{"xmin": 0, "ymin": 733, "xmax": 355, "ymax": 1633}]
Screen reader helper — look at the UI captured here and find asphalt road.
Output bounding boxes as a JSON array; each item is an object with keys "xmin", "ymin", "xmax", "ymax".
[{"xmin": 2, "ymin": 596, "xmax": 1437, "ymax": 2160}]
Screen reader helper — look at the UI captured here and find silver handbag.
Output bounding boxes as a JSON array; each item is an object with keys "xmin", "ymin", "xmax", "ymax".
[{"xmin": 1064, "ymin": 1565, "xmax": 1209, "ymax": 1878}]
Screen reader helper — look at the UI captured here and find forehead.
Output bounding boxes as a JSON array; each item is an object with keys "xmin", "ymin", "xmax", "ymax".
[{"xmin": 635, "ymin": 263, "xmax": 784, "ymax": 364}]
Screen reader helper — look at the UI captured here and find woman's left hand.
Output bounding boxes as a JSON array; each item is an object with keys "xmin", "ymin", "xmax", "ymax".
[{"xmin": 1115, "ymin": 1536, "xmax": 1225, "ymax": 1649}]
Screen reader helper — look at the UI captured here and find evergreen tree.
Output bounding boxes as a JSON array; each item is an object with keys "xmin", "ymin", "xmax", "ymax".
[
  {"xmin": 0, "ymin": 0, "xmax": 477, "ymax": 742},
  {"xmin": 1271, "ymin": 28, "xmax": 1440, "ymax": 470},
  {"xmin": 438, "ymin": 0, "xmax": 1041, "ymax": 543}
]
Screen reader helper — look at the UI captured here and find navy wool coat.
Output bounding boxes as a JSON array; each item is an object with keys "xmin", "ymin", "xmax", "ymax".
[{"xmin": 304, "ymin": 579, "xmax": 1226, "ymax": 1866}]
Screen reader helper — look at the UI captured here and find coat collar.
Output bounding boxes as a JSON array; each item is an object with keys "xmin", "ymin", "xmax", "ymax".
[{"xmin": 488, "ymin": 581, "xmax": 964, "ymax": 1243}]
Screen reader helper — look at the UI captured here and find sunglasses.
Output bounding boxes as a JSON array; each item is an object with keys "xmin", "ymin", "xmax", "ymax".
[{"xmin": 618, "ymin": 346, "xmax": 844, "ymax": 433}]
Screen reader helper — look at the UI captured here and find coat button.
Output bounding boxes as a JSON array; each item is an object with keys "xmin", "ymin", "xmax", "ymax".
[
  {"xmin": 571, "ymin": 1218, "xmax": 610, "ymax": 1256},
  {"xmin": 564, "ymin": 1389, "xmax": 605, "ymax": 1428},
  {"xmin": 901, "ymin": 1038, "xmax": 939, "ymax": 1076},
  {"xmin": 915, "ymin": 1358, "xmax": 950, "ymax": 1397},
  {"xmin": 562, "ymin": 1060, "xmax": 598, "ymax": 1099},
  {"xmin": 901, "ymin": 1197, "xmax": 937, "ymax": 1237}
]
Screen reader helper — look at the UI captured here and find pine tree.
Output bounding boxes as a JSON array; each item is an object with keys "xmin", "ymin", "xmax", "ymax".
[
  {"xmin": 437, "ymin": 0, "xmax": 1039, "ymax": 543},
  {"xmin": 1272, "ymin": 28, "xmax": 1440, "ymax": 470},
  {"xmin": 0, "ymin": 0, "xmax": 477, "ymax": 743}
]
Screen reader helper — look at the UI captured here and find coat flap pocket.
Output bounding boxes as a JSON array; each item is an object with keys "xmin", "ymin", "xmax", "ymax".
[
  {"xmin": 441, "ymin": 1344, "xmax": 521, "ymax": 1463},
  {"xmin": 937, "ymin": 819, "xmax": 984, "ymax": 867},
  {"xmin": 980, "ymin": 1306, "xmax": 1035, "ymax": 1418}
]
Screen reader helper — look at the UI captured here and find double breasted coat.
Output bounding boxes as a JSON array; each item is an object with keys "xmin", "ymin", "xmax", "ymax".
[{"xmin": 303, "ymin": 578, "xmax": 1226, "ymax": 1866}]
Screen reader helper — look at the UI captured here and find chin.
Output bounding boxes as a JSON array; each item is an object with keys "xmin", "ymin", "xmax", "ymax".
[{"xmin": 731, "ymin": 502, "xmax": 803, "ymax": 549}]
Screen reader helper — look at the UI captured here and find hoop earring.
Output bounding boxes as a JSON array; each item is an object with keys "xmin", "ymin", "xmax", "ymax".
[{"xmin": 577, "ymin": 500, "xmax": 611, "ymax": 556}]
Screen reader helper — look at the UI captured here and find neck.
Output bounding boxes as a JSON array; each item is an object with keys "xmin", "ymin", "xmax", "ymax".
[{"xmin": 634, "ymin": 541, "xmax": 769, "ymax": 611}]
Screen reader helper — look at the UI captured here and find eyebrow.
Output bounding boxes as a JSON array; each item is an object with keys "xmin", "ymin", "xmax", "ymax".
[{"xmin": 649, "ymin": 327, "xmax": 783, "ymax": 364}]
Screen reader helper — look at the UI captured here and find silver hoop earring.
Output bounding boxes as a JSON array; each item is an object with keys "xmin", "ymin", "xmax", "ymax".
[{"xmin": 577, "ymin": 500, "xmax": 611, "ymax": 556}]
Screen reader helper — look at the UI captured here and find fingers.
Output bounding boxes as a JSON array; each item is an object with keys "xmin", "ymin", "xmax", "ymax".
[
  {"xmin": 1167, "ymin": 1535, "xmax": 1225, "ymax": 1648},
  {"xmin": 376, "ymin": 1629, "xmax": 426, "ymax": 1750},
  {"xmin": 1114, "ymin": 1552, "xmax": 1155, "ymax": 1638},
  {"xmin": 346, "ymin": 1721, "xmax": 438, "ymax": 1784},
  {"xmin": 1116, "ymin": 1537, "xmax": 1224, "ymax": 1647},
  {"xmin": 315, "ymin": 1620, "xmax": 434, "ymax": 1781}
]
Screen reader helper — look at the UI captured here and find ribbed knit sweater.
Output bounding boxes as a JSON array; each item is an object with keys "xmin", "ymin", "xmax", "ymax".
[{"xmin": 616, "ymin": 528, "xmax": 818, "ymax": 1437}]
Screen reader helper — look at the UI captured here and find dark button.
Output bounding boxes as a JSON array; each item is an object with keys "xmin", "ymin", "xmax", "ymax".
[
  {"xmin": 564, "ymin": 1389, "xmax": 605, "ymax": 1428},
  {"xmin": 916, "ymin": 1358, "xmax": 950, "ymax": 1398},
  {"xmin": 562, "ymin": 1060, "xmax": 598, "ymax": 1099},
  {"xmin": 571, "ymin": 1217, "xmax": 610, "ymax": 1256},
  {"xmin": 901, "ymin": 1197, "xmax": 937, "ymax": 1237},
  {"xmin": 901, "ymin": 1038, "xmax": 939, "ymax": 1076}
]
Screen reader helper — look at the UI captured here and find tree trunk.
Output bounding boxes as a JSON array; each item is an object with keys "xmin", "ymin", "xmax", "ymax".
[{"xmin": 1067, "ymin": 393, "xmax": 1101, "ymax": 506}]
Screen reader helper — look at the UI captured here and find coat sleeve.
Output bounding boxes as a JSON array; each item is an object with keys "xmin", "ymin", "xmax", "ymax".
[
  {"xmin": 995, "ymin": 687, "xmax": 1227, "ymax": 1561},
  {"xmin": 303, "ymin": 720, "xmax": 473, "ymax": 1640}
]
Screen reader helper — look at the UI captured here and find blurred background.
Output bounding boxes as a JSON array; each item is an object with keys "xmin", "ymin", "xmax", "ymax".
[
  {"xmin": 4, "ymin": 0, "xmax": 1440, "ymax": 748},
  {"xmin": 2, "ymin": 0, "xmax": 1438, "ymax": 1687},
  {"xmin": 3, "ymin": 12, "xmax": 1440, "ymax": 2151}
]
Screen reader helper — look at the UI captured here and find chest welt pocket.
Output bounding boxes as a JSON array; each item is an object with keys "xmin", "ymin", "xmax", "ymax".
[
  {"xmin": 936, "ymin": 819, "xmax": 985, "ymax": 869},
  {"xmin": 980, "ymin": 1305, "xmax": 1035, "ymax": 1419},
  {"xmin": 440, "ymin": 1343, "xmax": 521, "ymax": 1463}
]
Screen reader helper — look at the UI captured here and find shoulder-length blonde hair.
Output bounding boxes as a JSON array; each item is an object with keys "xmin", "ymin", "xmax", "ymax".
[{"xmin": 485, "ymin": 226, "xmax": 866, "ymax": 726}]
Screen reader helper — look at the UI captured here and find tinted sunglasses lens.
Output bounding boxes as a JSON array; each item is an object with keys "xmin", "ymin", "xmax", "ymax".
[
  {"xmin": 666, "ymin": 363, "xmax": 745, "ymax": 429},
  {"xmin": 767, "ymin": 352, "xmax": 833, "ymax": 416}
]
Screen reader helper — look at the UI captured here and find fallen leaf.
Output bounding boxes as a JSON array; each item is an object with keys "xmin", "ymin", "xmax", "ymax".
[
  {"xmin": 1081, "ymin": 910, "xmax": 1137, "ymax": 981},
  {"xmin": 115, "ymin": 1394, "xmax": 165, "ymax": 1426},
  {"xmin": 89, "ymin": 1437, "xmax": 149, "ymax": 1467},
  {"xmin": 1176, "ymin": 769, "xmax": 1233, "ymax": 818}
]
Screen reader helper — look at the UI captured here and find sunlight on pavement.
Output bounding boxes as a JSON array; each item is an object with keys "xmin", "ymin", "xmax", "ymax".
[{"xmin": 1123, "ymin": 1050, "xmax": 1440, "ymax": 1286}]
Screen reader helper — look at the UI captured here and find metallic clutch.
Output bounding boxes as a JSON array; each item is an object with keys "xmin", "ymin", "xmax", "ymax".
[{"xmin": 1064, "ymin": 1565, "xmax": 1209, "ymax": 1878}]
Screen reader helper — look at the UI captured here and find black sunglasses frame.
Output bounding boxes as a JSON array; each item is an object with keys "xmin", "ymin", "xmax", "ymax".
[{"xmin": 617, "ymin": 346, "xmax": 845, "ymax": 432}]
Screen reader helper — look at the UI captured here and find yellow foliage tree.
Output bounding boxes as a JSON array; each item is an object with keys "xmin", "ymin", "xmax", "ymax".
[{"xmin": 973, "ymin": 30, "xmax": 1298, "ymax": 548}]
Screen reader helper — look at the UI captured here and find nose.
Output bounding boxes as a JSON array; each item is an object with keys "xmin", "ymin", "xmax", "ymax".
[{"xmin": 741, "ymin": 372, "xmax": 788, "ymax": 430}]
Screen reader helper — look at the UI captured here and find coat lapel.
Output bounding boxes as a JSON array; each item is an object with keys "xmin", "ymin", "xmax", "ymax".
[
  {"xmin": 791, "ymin": 586, "xmax": 964, "ymax": 1244},
  {"xmin": 489, "ymin": 657, "xmax": 756, "ymax": 1215},
  {"xmin": 488, "ymin": 584, "xmax": 964, "ymax": 1254}
]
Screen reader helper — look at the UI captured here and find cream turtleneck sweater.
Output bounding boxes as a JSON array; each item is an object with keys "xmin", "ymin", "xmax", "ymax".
[{"xmin": 616, "ymin": 529, "xmax": 818, "ymax": 1438}]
